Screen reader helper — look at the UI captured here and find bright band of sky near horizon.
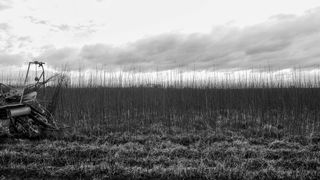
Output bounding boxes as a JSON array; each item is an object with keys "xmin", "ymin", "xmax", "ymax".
[{"xmin": 1, "ymin": 0, "xmax": 320, "ymax": 70}]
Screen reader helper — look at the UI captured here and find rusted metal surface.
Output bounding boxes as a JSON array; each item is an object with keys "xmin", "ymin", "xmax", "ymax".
[{"xmin": 0, "ymin": 61, "xmax": 64, "ymax": 138}]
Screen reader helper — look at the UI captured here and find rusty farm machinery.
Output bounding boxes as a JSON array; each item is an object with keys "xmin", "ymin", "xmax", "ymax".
[{"xmin": 0, "ymin": 61, "xmax": 65, "ymax": 139}]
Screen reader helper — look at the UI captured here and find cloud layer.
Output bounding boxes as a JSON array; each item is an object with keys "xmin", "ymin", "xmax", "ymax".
[
  {"xmin": 2, "ymin": 7, "xmax": 320, "ymax": 71},
  {"xmin": 0, "ymin": 0, "xmax": 11, "ymax": 11}
]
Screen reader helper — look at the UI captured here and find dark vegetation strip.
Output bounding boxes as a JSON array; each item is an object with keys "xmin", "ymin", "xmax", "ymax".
[{"xmin": 38, "ymin": 87, "xmax": 320, "ymax": 135}]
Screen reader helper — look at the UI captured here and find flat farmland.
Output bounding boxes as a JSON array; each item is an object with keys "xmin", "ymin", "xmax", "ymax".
[
  {"xmin": 1, "ymin": 125, "xmax": 320, "ymax": 179},
  {"xmin": 1, "ymin": 83, "xmax": 320, "ymax": 179}
]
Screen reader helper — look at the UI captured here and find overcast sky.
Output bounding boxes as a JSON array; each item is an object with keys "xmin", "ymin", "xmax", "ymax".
[{"xmin": 1, "ymin": 0, "xmax": 320, "ymax": 71}]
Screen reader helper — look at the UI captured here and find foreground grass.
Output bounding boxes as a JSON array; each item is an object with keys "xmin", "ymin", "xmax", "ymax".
[{"xmin": 1, "ymin": 125, "xmax": 320, "ymax": 179}]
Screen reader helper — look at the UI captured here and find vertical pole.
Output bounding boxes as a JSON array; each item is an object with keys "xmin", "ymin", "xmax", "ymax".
[
  {"xmin": 24, "ymin": 62, "xmax": 31, "ymax": 85},
  {"xmin": 42, "ymin": 64, "xmax": 45, "ymax": 96},
  {"xmin": 21, "ymin": 62, "xmax": 31, "ymax": 103}
]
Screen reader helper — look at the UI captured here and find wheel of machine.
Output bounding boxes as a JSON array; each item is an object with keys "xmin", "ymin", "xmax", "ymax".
[
  {"xmin": 9, "ymin": 116, "xmax": 43, "ymax": 138},
  {"xmin": 9, "ymin": 118, "xmax": 18, "ymax": 134},
  {"xmin": 27, "ymin": 101, "xmax": 58, "ymax": 128}
]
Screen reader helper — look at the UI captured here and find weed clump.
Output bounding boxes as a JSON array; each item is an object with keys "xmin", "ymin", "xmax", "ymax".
[
  {"xmin": 262, "ymin": 125, "xmax": 285, "ymax": 139},
  {"xmin": 268, "ymin": 140, "xmax": 301, "ymax": 149},
  {"xmin": 244, "ymin": 158, "xmax": 268, "ymax": 171}
]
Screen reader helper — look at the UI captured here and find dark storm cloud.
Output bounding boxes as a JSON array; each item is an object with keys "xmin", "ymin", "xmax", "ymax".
[{"xmin": 41, "ymin": 7, "xmax": 320, "ymax": 71}]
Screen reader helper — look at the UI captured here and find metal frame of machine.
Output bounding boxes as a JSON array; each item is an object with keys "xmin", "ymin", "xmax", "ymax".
[{"xmin": 0, "ymin": 61, "xmax": 61, "ymax": 138}]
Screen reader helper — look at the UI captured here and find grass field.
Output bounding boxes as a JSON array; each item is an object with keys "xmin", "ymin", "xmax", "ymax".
[
  {"xmin": 1, "ymin": 69, "xmax": 320, "ymax": 179},
  {"xmin": 1, "ymin": 124, "xmax": 320, "ymax": 179}
]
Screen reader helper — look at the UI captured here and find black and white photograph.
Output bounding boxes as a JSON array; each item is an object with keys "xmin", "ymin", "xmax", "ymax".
[{"xmin": 1, "ymin": 0, "xmax": 320, "ymax": 179}]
